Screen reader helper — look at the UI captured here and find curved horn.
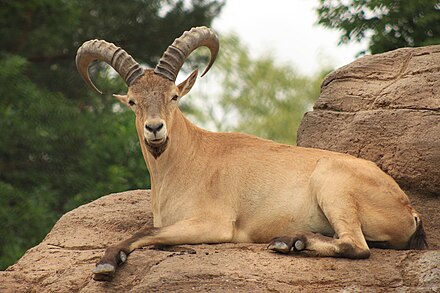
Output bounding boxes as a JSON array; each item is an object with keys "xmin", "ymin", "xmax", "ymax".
[
  {"xmin": 75, "ymin": 40, "xmax": 144, "ymax": 94},
  {"xmin": 154, "ymin": 26, "xmax": 219, "ymax": 82}
]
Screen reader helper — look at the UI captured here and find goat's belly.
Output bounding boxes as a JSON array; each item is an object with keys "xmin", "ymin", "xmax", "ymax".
[
  {"xmin": 233, "ymin": 201, "xmax": 334, "ymax": 243},
  {"xmin": 244, "ymin": 220, "xmax": 334, "ymax": 243}
]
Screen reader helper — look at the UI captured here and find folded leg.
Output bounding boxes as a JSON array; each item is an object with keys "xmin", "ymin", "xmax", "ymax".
[{"xmin": 93, "ymin": 217, "xmax": 233, "ymax": 281}]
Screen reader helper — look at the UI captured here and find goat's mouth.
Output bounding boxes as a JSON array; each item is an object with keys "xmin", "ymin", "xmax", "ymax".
[
  {"xmin": 147, "ymin": 137, "xmax": 166, "ymax": 146},
  {"xmin": 144, "ymin": 137, "xmax": 169, "ymax": 159}
]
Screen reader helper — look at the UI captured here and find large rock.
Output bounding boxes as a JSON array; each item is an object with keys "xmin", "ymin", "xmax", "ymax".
[
  {"xmin": 1, "ymin": 190, "xmax": 439, "ymax": 292},
  {"xmin": 297, "ymin": 45, "xmax": 440, "ymax": 195}
]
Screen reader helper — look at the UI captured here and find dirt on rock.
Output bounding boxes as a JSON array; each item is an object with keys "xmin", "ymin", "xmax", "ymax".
[{"xmin": 0, "ymin": 190, "xmax": 439, "ymax": 292}]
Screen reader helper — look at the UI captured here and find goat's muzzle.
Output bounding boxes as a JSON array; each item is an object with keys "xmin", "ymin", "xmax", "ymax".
[
  {"xmin": 144, "ymin": 120, "xmax": 167, "ymax": 142},
  {"xmin": 143, "ymin": 119, "xmax": 168, "ymax": 158}
]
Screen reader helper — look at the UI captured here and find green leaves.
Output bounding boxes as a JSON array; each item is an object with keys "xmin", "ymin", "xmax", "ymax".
[{"xmin": 316, "ymin": 0, "xmax": 440, "ymax": 54}]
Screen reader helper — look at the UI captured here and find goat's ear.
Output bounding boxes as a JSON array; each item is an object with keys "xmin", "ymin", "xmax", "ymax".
[
  {"xmin": 113, "ymin": 94, "xmax": 135, "ymax": 109},
  {"xmin": 113, "ymin": 94, "xmax": 128, "ymax": 104},
  {"xmin": 177, "ymin": 69, "xmax": 198, "ymax": 97}
]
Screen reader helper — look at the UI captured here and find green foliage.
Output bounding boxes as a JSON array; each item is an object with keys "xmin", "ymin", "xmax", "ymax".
[
  {"xmin": 0, "ymin": 181, "xmax": 58, "ymax": 268},
  {"xmin": 0, "ymin": 53, "xmax": 148, "ymax": 269},
  {"xmin": 316, "ymin": 0, "xmax": 440, "ymax": 54},
  {"xmin": 0, "ymin": 0, "xmax": 224, "ymax": 270},
  {"xmin": 189, "ymin": 35, "xmax": 328, "ymax": 144}
]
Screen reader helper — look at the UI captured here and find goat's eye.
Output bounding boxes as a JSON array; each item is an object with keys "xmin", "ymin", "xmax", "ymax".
[
  {"xmin": 128, "ymin": 100, "xmax": 136, "ymax": 106},
  {"xmin": 171, "ymin": 94, "xmax": 179, "ymax": 101}
]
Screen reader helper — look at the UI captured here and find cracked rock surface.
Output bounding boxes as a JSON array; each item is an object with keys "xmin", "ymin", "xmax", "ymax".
[
  {"xmin": 298, "ymin": 45, "xmax": 440, "ymax": 195},
  {"xmin": 1, "ymin": 190, "xmax": 439, "ymax": 292}
]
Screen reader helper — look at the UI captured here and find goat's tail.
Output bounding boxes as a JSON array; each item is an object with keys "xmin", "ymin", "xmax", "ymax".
[{"xmin": 408, "ymin": 216, "xmax": 428, "ymax": 250}]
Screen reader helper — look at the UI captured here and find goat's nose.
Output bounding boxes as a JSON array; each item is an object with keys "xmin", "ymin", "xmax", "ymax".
[{"xmin": 145, "ymin": 122, "xmax": 164, "ymax": 134}]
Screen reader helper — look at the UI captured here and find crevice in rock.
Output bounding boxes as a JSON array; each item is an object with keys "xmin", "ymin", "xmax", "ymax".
[
  {"xmin": 396, "ymin": 252, "xmax": 413, "ymax": 288},
  {"xmin": 46, "ymin": 243, "xmax": 106, "ymax": 251},
  {"xmin": 314, "ymin": 107, "xmax": 440, "ymax": 114},
  {"xmin": 369, "ymin": 52, "xmax": 414, "ymax": 110}
]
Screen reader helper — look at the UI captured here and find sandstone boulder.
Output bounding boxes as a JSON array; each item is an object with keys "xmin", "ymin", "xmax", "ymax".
[
  {"xmin": 297, "ymin": 45, "xmax": 440, "ymax": 195},
  {"xmin": 1, "ymin": 190, "xmax": 439, "ymax": 292}
]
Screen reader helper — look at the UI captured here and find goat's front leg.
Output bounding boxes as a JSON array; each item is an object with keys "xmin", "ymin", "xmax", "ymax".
[{"xmin": 93, "ymin": 217, "xmax": 233, "ymax": 281}]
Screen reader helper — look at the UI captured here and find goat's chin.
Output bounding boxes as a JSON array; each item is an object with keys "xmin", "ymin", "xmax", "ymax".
[{"xmin": 144, "ymin": 137, "xmax": 169, "ymax": 159}]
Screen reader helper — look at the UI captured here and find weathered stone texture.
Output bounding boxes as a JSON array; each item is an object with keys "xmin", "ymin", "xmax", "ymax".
[{"xmin": 298, "ymin": 45, "xmax": 440, "ymax": 195}]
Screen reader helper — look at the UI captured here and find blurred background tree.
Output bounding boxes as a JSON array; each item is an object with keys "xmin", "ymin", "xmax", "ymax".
[
  {"xmin": 316, "ymin": 0, "xmax": 440, "ymax": 54},
  {"xmin": 0, "ymin": 0, "xmax": 224, "ymax": 270},
  {"xmin": 187, "ymin": 35, "xmax": 328, "ymax": 144}
]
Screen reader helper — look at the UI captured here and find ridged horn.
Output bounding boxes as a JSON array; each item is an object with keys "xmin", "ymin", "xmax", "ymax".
[
  {"xmin": 75, "ymin": 39, "xmax": 144, "ymax": 94},
  {"xmin": 154, "ymin": 26, "xmax": 219, "ymax": 82}
]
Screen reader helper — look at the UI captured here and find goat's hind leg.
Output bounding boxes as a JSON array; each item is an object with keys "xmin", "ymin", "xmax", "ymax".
[
  {"xmin": 268, "ymin": 226, "xmax": 370, "ymax": 259},
  {"xmin": 268, "ymin": 199, "xmax": 370, "ymax": 258},
  {"xmin": 269, "ymin": 164, "xmax": 370, "ymax": 259},
  {"xmin": 268, "ymin": 213, "xmax": 371, "ymax": 259}
]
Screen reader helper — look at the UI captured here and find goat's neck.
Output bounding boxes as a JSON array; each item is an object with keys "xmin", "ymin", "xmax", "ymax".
[{"xmin": 143, "ymin": 109, "xmax": 202, "ymax": 188}]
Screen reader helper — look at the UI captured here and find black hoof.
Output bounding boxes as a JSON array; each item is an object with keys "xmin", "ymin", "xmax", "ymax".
[
  {"xmin": 92, "ymin": 263, "xmax": 115, "ymax": 282},
  {"xmin": 267, "ymin": 236, "xmax": 294, "ymax": 254},
  {"xmin": 267, "ymin": 235, "xmax": 307, "ymax": 254},
  {"xmin": 92, "ymin": 250, "xmax": 127, "ymax": 281},
  {"xmin": 268, "ymin": 240, "xmax": 291, "ymax": 253}
]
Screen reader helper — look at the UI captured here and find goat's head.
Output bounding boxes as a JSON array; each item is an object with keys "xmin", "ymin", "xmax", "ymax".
[{"xmin": 75, "ymin": 27, "xmax": 219, "ymax": 158}]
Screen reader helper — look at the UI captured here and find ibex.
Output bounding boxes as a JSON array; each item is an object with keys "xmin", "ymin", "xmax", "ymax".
[{"xmin": 76, "ymin": 27, "xmax": 427, "ymax": 281}]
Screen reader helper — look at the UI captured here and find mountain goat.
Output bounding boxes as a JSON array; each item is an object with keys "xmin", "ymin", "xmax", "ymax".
[{"xmin": 76, "ymin": 26, "xmax": 427, "ymax": 281}]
